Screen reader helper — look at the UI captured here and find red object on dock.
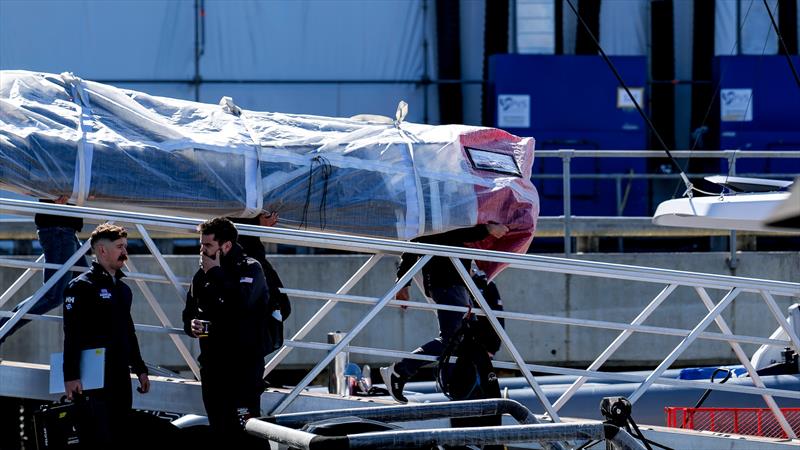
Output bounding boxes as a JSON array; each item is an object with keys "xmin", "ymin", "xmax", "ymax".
[{"xmin": 665, "ymin": 407, "xmax": 800, "ymax": 438}]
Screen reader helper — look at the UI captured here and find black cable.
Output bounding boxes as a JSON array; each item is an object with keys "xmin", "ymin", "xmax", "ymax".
[
  {"xmin": 629, "ymin": 417, "xmax": 654, "ymax": 450},
  {"xmin": 563, "ymin": 0, "xmax": 686, "ymax": 181},
  {"xmin": 575, "ymin": 439, "xmax": 598, "ymax": 450},
  {"xmin": 299, "ymin": 156, "xmax": 332, "ymax": 230},
  {"xmin": 691, "ymin": 368, "xmax": 733, "ymax": 410},
  {"xmin": 763, "ymin": 0, "xmax": 800, "ymax": 89},
  {"xmin": 317, "ymin": 156, "xmax": 331, "ymax": 231},
  {"xmin": 628, "ymin": 416, "xmax": 674, "ymax": 450},
  {"xmin": 300, "ymin": 158, "xmax": 315, "ymax": 229}
]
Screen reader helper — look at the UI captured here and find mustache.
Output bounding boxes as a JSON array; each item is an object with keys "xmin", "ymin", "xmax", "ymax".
[{"xmin": 118, "ymin": 255, "xmax": 128, "ymax": 261}]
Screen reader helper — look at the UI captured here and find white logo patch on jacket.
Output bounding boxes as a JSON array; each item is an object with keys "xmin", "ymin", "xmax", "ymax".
[
  {"xmin": 240, "ymin": 277, "xmax": 253, "ymax": 284},
  {"xmin": 99, "ymin": 288, "xmax": 112, "ymax": 300}
]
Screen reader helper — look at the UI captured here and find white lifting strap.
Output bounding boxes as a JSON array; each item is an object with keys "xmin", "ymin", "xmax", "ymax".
[
  {"xmin": 60, "ymin": 72, "xmax": 94, "ymax": 206},
  {"xmin": 393, "ymin": 101, "xmax": 425, "ymax": 238},
  {"xmin": 220, "ymin": 96, "xmax": 264, "ymax": 216}
]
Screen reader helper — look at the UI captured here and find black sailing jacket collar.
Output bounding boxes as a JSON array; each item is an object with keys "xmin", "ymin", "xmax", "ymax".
[
  {"xmin": 220, "ymin": 242, "xmax": 248, "ymax": 270},
  {"xmin": 89, "ymin": 261, "xmax": 126, "ymax": 282}
]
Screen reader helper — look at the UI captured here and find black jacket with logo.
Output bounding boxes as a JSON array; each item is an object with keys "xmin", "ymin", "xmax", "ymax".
[
  {"xmin": 62, "ymin": 262, "xmax": 147, "ymax": 383},
  {"xmin": 182, "ymin": 244, "xmax": 271, "ymax": 369},
  {"xmin": 397, "ymin": 225, "xmax": 490, "ymax": 294}
]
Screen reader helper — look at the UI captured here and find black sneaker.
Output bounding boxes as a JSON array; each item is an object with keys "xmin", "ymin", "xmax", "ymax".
[{"xmin": 379, "ymin": 364, "xmax": 408, "ymax": 403}]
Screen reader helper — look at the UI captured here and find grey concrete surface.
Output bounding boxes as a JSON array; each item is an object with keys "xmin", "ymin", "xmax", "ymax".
[{"xmin": 0, "ymin": 252, "xmax": 797, "ymax": 372}]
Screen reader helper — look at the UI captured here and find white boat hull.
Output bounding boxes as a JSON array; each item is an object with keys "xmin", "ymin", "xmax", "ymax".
[{"xmin": 653, "ymin": 192, "xmax": 791, "ymax": 232}]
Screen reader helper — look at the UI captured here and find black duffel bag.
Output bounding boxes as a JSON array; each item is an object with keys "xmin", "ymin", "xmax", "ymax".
[{"xmin": 33, "ymin": 396, "xmax": 84, "ymax": 449}]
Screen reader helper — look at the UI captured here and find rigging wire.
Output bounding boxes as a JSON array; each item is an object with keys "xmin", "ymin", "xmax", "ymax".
[
  {"xmin": 689, "ymin": 0, "xmax": 756, "ymax": 152},
  {"xmin": 763, "ymin": 0, "xmax": 800, "ymax": 88},
  {"xmin": 563, "ymin": 0, "xmax": 695, "ymax": 197},
  {"xmin": 724, "ymin": 3, "xmax": 777, "ymax": 186},
  {"xmin": 676, "ymin": 0, "xmax": 757, "ymax": 199}
]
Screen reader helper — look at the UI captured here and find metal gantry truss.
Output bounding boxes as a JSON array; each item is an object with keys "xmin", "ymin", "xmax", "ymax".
[{"xmin": 1, "ymin": 198, "xmax": 800, "ymax": 438}]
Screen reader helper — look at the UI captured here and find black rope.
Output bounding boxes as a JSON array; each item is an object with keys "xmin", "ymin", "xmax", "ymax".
[
  {"xmin": 691, "ymin": 368, "xmax": 734, "ymax": 411},
  {"xmin": 628, "ymin": 416, "xmax": 674, "ymax": 450},
  {"xmin": 299, "ymin": 155, "xmax": 332, "ymax": 230},
  {"xmin": 563, "ymin": 0, "xmax": 684, "ymax": 178},
  {"xmin": 763, "ymin": 0, "xmax": 800, "ymax": 89},
  {"xmin": 317, "ymin": 156, "xmax": 331, "ymax": 230}
]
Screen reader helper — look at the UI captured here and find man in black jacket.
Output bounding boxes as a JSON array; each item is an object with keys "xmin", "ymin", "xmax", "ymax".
[
  {"xmin": 182, "ymin": 217, "xmax": 270, "ymax": 447},
  {"xmin": 230, "ymin": 212, "xmax": 291, "ymax": 354},
  {"xmin": 63, "ymin": 223, "xmax": 150, "ymax": 446},
  {"xmin": 380, "ymin": 223, "xmax": 508, "ymax": 403}
]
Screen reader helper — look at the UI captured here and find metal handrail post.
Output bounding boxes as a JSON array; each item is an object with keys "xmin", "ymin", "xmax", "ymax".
[
  {"xmin": 729, "ymin": 153, "xmax": 738, "ymax": 268},
  {"xmin": 135, "ymin": 224, "xmax": 187, "ymax": 298},
  {"xmin": 269, "ymin": 255, "xmax": 432, "ymax": 415},
  {"xmin": 562, "ymin": 150, "xmax": 573, "ymax": 255},
  {"xmin": 694, "ymin": 287, "xmax": 795, "ymax": 438},
  {"xmin": 0, "ymin": 239, "xmax": 92, "ymax": 340},
  {"xmin": 264, "ymin": 399, "xmax": 542, "ymax": 427},
  {"xmin": 0, "ymin": 254, "xmax": 44, "ymax": 307},
  {"xmin": 628, "ymin": 288, "xmax": 742, "ymax": 403},
  {"xmin": 124, "ymin": 258, "xmax": 201, "ymax": 380},
  {"xmin": 760, "ymin": 290, "xmax": 800, "ymax": 351},
  {"xmin": 245, "ymin": 420, "xmax": 316, "ymax": 449},
  {"xmin": 260, "ymin": 399, "xmax": 566, "ymax": 450},
  {"xmin": 263, "ymin": 254, "xmax": 383, "ymax": 375},
  {"xmin": 245, "ymin": 421, "xmax": 646, "ymax": 450},
  {"xmin": 274, "ymin": 339, "xmax": 800, "ymax": 399},
  {"xmin": 553, "ymin": 284, "xmax": 678, "ymax": 411},
  {"xmin": 453, "ymin": 258, "xmax": 561, "ymax": 423},
  {"xmin": 0, "ymin": 254, "xmax": 44, "ymax": 308},
  {"xmin": 284, "ymin": 287, "xmax": 791, "ymax": 347}
]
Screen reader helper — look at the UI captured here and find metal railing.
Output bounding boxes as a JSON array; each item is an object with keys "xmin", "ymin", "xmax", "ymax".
[
  {"xmin": 245, "ymin": 399, "xmax": 647, "ymax": 450},
  {"xmin": 1, "ymin": 198, "xmax": 799, "ymax": 439},
  {"xmin": 535, "ymin": 149, "xmax": 800, "ymax": 255}
]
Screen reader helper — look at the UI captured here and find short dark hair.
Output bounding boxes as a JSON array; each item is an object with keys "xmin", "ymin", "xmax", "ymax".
[
  {"xmin": 198, "ymin": 217, "xmax": 238, "ymax": 244},
  {"xmin": 90, "ymin": 223, "xmax": 127, "ymax": 248}
]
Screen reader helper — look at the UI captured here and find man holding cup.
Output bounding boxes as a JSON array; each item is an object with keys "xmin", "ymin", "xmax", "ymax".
[{"xmin": 182, "ymin": 217, "xmax": 271, "ymax": 447}]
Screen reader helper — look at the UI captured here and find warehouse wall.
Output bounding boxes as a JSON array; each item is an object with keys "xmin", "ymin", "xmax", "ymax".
[{"xmin": 0, "ymin": 0, "xmax": 439, "ymax": 122}]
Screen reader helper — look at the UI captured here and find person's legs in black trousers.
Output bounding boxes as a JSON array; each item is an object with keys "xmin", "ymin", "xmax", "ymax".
[{"xmin": 381, "ymin": 285, "xmax": 471, "ymax": 402}]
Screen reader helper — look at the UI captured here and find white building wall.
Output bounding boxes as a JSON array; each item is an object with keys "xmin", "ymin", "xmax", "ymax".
[{"xmin": 0, "ymin": 0, "xmax": 439, "ymax": 122}]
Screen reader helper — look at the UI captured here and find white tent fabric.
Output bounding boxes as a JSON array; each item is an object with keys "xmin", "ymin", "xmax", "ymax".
[
  {"xmin": 199, "ymin": 1, "xmax": 424, "ymax": 81},
  {"xmin": 0, "ymin": 1, "xmax": 194, "ymax": 79},
  {"xmin": 561, "ymin": 0, "xmax": 578, "ymax": 55},
  {"xmin": 673, "ymin": 0, "xmax": 695, "ymax": 150},
  {"xmin": 0, "ymin": 71, "xmax": 539, "ymax": 276},
  {"xmin": 0, "ymin": 0, "xmax": 433, "ymax": 121},
  {"xmin": 599, "ymin": 0, "xmax": 648, "ymax": 56}
]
